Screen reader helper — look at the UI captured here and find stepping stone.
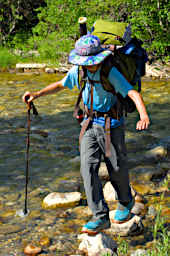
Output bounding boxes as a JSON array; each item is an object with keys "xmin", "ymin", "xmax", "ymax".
[
  {"xmin": 42, "ymin": 192, "xmax": 81, "ymax": 209},
  {"xmin": 108, "ymin": 211, "xmax": 144, "ymax": 236},
  {"xmin": 78, "ymin": 232, "xmax": 117, "ymax": 256}
]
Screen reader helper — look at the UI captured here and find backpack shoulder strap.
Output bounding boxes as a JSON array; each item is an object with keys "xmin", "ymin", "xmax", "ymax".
[
  {"xmin": 100, "ymin": 54, "xmax": 116, "ymax": 94},
  {"xmin": 73, "ymin": 66, "xmax": 87, "ymax": 118},
  {"xmin": 78, "ymin": 66, "xmax": 87, "ymax": 88}
]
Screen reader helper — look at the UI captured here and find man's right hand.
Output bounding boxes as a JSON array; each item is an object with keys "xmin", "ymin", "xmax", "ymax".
[{"xmin": 22, "ymin": 91, "xmax": 38, "ymax": 104}]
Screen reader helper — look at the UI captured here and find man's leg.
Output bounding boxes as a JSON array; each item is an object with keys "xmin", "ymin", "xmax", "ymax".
[
  {"xmin": 97, "ymin": 125, "xmax": 133, "ymax": 222},
  {"xmin": 80, "ymin": 125, "xmax": 109, "ymax": 219},
  {"xmin": 105, "ymin": 126, "xmax": 132, "ymax": 204},
  {"xmin": 80, "ymin": 125, "xmax": 110, "ymax": 233}
]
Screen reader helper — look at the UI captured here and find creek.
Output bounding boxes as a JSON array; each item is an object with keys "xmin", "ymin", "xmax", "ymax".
[{"xmin": 0, "ymin": 72, "xmax": 169, "ymax": 255}]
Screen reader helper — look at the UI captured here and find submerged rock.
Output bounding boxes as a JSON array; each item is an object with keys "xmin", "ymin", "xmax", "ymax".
[
  {"xmin": 24, "ymin": 244, "xmax": 42, "ymax": 255},
  {"xmin": 129, "ymin": 165, "xmax": 167, "ymax": 182},
  {"xmin": 42, "ymin": 192, "xmax": 81, "ymax": 209},
  {"xmin": 39, "ymin": 236, "xmax": 51, "ymax": 247},
  {"xmin": 0, "ymin": 224, "xmax": 24, "ymax": 234},
  {"xmin": 145, "ymin": 146, "xmax": 167, "ymax": 160},
  {"xmin": 131, "ymin": 183, "xmax": 153, "ymax": 195},
  {"xmin": 78, "ymin": 233, "xmax": 117, "ymax": 256}
]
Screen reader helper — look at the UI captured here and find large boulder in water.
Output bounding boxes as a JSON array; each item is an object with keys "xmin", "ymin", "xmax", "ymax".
[
  {"xmin": 42, "ymin": 192, "xmax": 81, "ymax": 209},
  {"xmin": 108, "ymin": 211, "xmax": 144, "ymax": 236},
  {"xmin": 78, "ymin": 232, "xmax": 117, "ymax": 256}
]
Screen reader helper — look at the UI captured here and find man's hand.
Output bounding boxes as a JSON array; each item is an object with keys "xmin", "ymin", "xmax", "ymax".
[
  {"xmin": 22, "ymin": 80, "xmax": 65, "ymax": 105},
  {"xmin": 22, "ymin": 91, "xmax": 38, "ymax": 104},
  {"xmin": 136, "ymin": 115, "xmax": 150, "ymax": 130},
  {"xmin": 128, "ymin": 90, "xmax": 150, "ymax": 130}
]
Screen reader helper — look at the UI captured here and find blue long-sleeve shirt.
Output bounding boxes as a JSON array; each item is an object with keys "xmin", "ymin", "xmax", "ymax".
[{"xmin": 62, "ymin": 65, "xmax": 133, "ymax": 128}]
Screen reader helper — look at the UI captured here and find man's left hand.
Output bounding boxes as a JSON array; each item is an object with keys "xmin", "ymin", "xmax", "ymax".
[{"xmin": 136, "ymin": 116, "xmax": 150, "ymax": 130}]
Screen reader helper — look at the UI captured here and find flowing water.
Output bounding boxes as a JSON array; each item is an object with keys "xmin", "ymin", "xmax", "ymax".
[{"xmin": 0, "ymin": 72, "xmax": 169, "ymax": 255}]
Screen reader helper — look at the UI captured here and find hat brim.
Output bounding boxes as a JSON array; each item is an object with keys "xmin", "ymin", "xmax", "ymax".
[{"xmin": 68, "ymin": 49, "xmax": 112, "ymax": 66}]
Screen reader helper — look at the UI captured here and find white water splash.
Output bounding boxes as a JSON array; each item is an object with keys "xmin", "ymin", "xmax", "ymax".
[{"xmin": 15, "ymin": 209, "xmax": 30, "ymax": 218}]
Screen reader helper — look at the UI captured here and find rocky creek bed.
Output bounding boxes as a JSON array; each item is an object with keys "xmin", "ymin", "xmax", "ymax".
[{"xmin": 0, "ymin": 71, "xmax": 169, "ymax": 255}]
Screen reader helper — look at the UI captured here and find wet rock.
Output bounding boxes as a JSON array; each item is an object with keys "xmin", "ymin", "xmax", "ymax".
[
  {"xmin": 67, "ymin": 205, "xmax": 92, "ymax": 218},
  {"xmin": 103, "ymin": 182, "xmax": 137, "ymax": 202},
  {"xmin": 109, "ymin": 212, "xmax": 144, "ymax": 236},
  {"xmin": 78, "ymin": 233, "xmax": 117, "ymax": 256},
  {"xmin": 57, "ymin": 178, "xmax": 81, "ymax": 193},
  {"xmin": 103, "ymin": 181, "xmax": 117, "ymax": 201},
  {"xmin": 131, "ymin": 183, "xmax": 153, "ymax": 195},
  {"xmin": 29, "ymin": 187, "xmax": 48, "ymax": 197},
  {"xmin": 127, "ymin": 155, "xmax": 144, "ymax": 168},
  {"xmin": 69, "ymin": 156, "xmax": 80, "ymax": 163},
  {"xmin": 145, "ymin": 146, "xmax": 167, "ymax": 160},
  {"xmin": 55, "ymin": 66, "xmax": 70, "ymax": 73},
  {"xmin": 16, "ymin": 63, "xmax": 46, "ymax": 69},
  {"xmin": 39, "ymin": 236, "xmax": 51, "ymax": 247},
  {"xmin": 147, "ymin": 205, "xmax": 157, "ymax": 218},
  {"xmin": 135, "ymin": 194, "xmax": 145, "ymax": 203},
  {"xmin": 129, "ymin": 165, "xmax": 167, "ymax": 182},
  {"xmin": 43, "ymin": 215, "xmax": 56, "ymax": 225},
  {"xmin": 131, "ymin": 202, "xmax": 145, "ymax": 215},
  {"xmin": 8, "ymin": 80, "xmax": 15, "ymax": 84},
  {"xmin": 99, "ymin": 162, "xmax": 109, "ymax": 180},
  {"xmin": 24, "ymin": 244, "xmax": 42, "ymax": 255},
  {"xmin": 130, "ymin": 249, "xmax": 147, "ymax": 256},
  {"xmin": 49, "ymin": 240, "xmax": 65, "ymax": 251},
  {"xmin": 31, "ymin": 133, "xmax": 46, "ymax": 141},
  {"xmin": 70, "ymin": 255, "xmax": 82, "ymax": 256},
  {"xmin": 42, "ymin": 192, "xmax": 81, "ymax": 209},
  {"xmin": 145, "ymin": 63, "xmax": 170, "ymax": 78},
  {"xmin": 45, "ymin": 68, "xmax": 56, "ymax": 74},
  {"xmin": 156, "ymin": 136, "xmax": 170, "ymax": 148},
  {"xmin": 49, "ymin": 244, "xmax": 58, "ymax": 252},
  {"xmin": 161, "ymin": 206, "xmax": 170, "ymax": 220}
]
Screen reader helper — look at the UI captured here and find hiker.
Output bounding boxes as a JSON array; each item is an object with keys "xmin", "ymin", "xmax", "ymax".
[{"xmin": 22, "ymin": 34, "xmax": 150, "ymax": 235}]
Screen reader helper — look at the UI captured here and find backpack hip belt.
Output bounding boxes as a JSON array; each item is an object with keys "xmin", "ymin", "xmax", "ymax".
[
  {"xmin": 78, "ymin": 85, "xmax": 114, "ymax": 158},
  {"xmin": 84, "ymin": 107, "xmax": 118, "ymax": 120}
]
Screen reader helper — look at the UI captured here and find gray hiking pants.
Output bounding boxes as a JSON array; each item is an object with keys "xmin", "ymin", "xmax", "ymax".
[{"xmin": 80, "ymin": 123, "xmax": 132, "ymax": 220}]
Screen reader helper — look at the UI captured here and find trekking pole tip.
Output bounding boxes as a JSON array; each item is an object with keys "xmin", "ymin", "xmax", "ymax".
[{"xmin": 15, "ymin": 209, "xmax": 30, "ymax": 218}]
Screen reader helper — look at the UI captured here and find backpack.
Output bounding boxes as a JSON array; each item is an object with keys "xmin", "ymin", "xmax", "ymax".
[
  {"xmin": 75, "ymin": 19, "xmax": 148, "ymax": 122},
  {"xmin": 100, "ymin": 37, "xmax": 148, "ymax": 115}
]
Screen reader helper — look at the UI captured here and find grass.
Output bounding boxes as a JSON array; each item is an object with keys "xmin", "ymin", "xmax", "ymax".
[
  {"xmin": 146, "ymin": 184, "xmax": 170, "ymax": 256},
  {"xmin": 103, "ymin": 184, "xmax": 169, "ymax": 256},
  {"xmin": 0, "ymin": 45, "xmax": 66, "ymax": 69},
  {"xmin": 0, "ymin": 47, "xmax": 18, "ymax": 68}
]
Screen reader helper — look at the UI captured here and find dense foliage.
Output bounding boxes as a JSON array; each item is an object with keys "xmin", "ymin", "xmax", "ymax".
[
  {"xmin": 0, "ymin": 0, "xmax": 169, "ymax": 62},
  {"xmin": 0, "ymin": 0, "xmax": 46, "ymax": 43}
]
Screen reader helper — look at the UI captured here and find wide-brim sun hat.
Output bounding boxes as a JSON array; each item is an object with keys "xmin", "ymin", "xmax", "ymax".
[{"xmin": 69, "ymin": 34, "xmax": 112, "ymax": 66}]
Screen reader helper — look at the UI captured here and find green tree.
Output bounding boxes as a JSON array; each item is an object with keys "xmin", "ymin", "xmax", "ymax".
[
  {"xmin": 0, "ymin": 0, "xmax": 169, "ymax": 59},
  {"xmin": 0, "ymin": 0, "xmax": 45, "ymax": 44}
]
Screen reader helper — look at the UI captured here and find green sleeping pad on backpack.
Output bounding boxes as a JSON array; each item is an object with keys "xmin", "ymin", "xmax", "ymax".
[{"xmin": 91, "ymin": 20, "xmax": 131, "ymax": 45}]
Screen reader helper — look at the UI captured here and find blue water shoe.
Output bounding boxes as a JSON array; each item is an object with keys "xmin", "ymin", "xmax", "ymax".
[
  {"xmin": 112, "ymin": 198, "xmax": 135, "ymax": 224},
  {"xmin": 81, "ymin": 217, "xmax": 111, "ymax": 235}
]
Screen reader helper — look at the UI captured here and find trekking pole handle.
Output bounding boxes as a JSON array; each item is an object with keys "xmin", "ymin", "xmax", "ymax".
[
  {"xmin": 78, "ymin": 17, "xmax": 87, "ymax": 36},
  {"xmin": 25, "ymin": 95, "xmax": 38, "ymax": 116}
]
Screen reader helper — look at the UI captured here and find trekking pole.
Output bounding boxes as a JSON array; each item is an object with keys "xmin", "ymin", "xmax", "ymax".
[
  {"xmin": 24, "ymin": 97, "xmax": 38, "ymax": 215},
  {"xmin": 78, "ymin": 17, "xmax": 87, "ymax": 36}
]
